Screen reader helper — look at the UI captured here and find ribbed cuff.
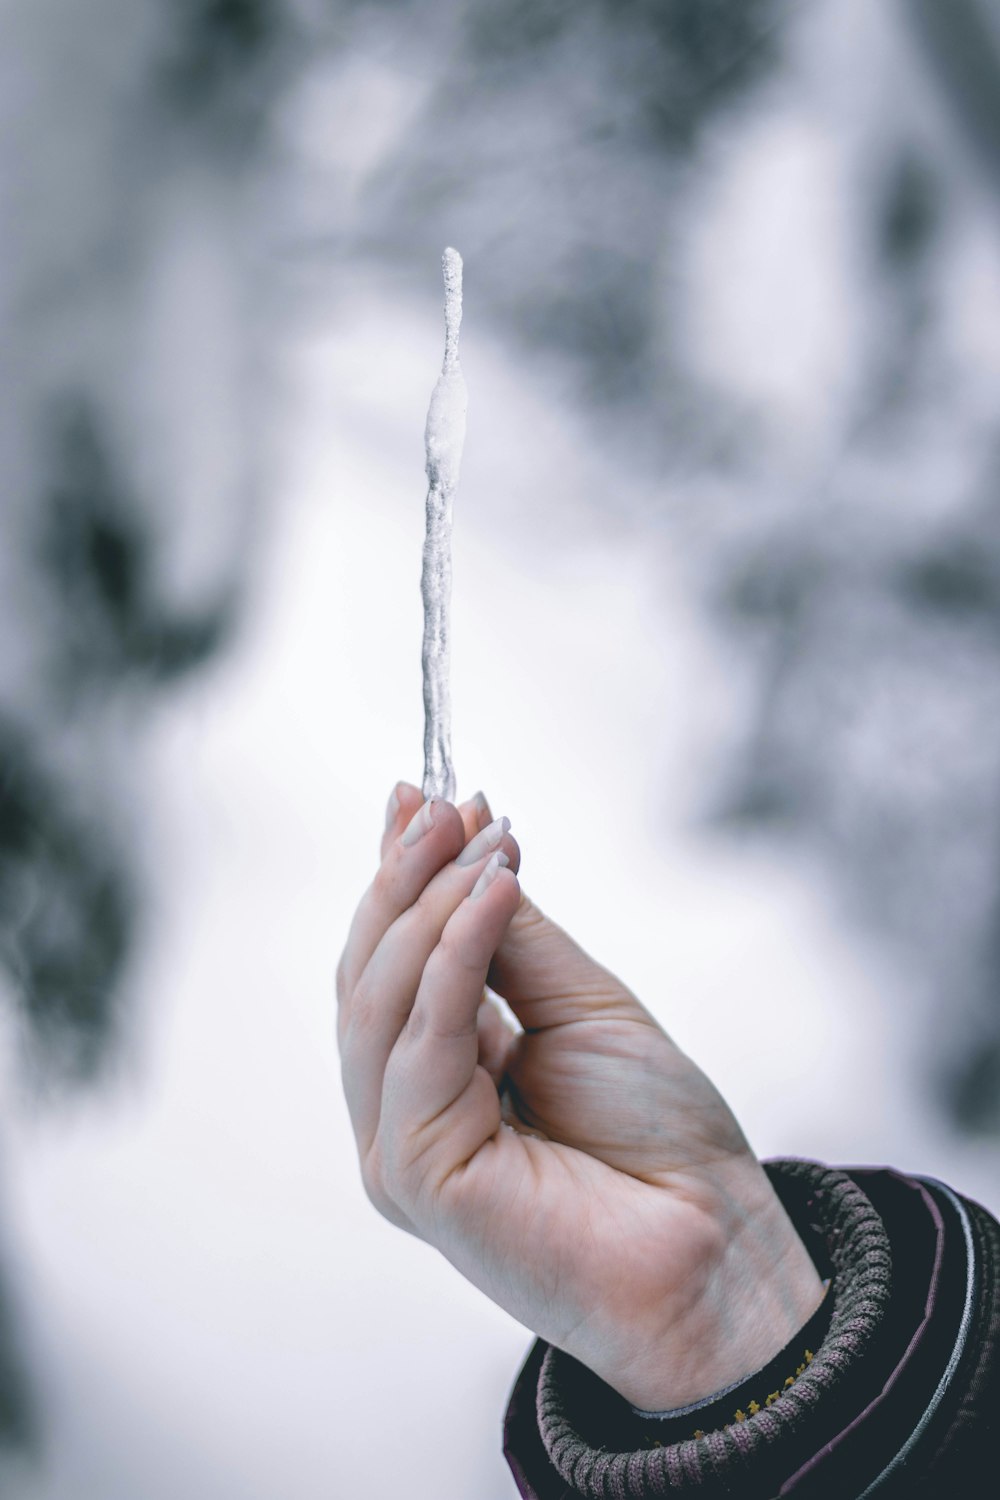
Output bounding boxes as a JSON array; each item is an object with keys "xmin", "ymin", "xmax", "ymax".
[
  {"xmin": 627, "ymin": 1277, "xmax": 834, "ymax": 1439},
  {"xmin": 531, "ymin": 1160, "xmax": 893, "ymax": 1497}
]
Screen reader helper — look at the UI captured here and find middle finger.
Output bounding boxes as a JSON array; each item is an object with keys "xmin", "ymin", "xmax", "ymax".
[{"xmin": 341, "ymin": 819, "xmax": 520, "ymax": 1153}]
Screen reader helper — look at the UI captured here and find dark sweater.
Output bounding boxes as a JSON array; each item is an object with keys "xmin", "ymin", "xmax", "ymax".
[{"xmin": 504, "ymin": 1159, "xmax": 1000, "ymax": 1497}]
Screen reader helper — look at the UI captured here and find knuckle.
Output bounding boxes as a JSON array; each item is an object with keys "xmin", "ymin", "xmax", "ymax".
[
  {"xmin": 360, "ymin": 1148, "xmax": 384, "ymax": 1208},
  {"xmin": 409, "ymin": 885, "xmax": 441, "ymax": 939},
  {"xmin": 335, "ymin": 954, "xmax": 349, "ymax": 1006},
  {"xmin": 373, "ymin": 1106, "xmax": 429, "ymax": 1213},
  {"xmin": 400, "ymin": 893, "xmax": 450, "ymax": 969},
  {"xmin": 335, "ymin": 1003, "xmax": 349, "ymax": 1056},
  {"xmin": 371, "ymin": 858, "xmax": 398, "ymax": 905},
  {"xmin": 436, "ymin": 926, "xmax": 481, "ymax": 978},
  {"xmin": 379, "ymin": 1198, "xmax": 413, "ymax": 1233},
  {"xmin": 374, "ymin": 1134, "xmax": 408, "ymax": 1209},
  {"xmin": 361, "ymin": 1163, "xmax": 409, "ymax": 1230},
  {"xmin": 350, "ymin": 968, "xmax": 372, "ymax": 1014},
  {"xmin": 404, "ymin": 1002, "xmax": 428, "ymax": 1044},
  {"xmin": 343, "ymin": 977, "xmax": 378, "ymax": 1048},
  {"xmin": 404, "ymin": 992, "xmax": 473, "ymax": 1048}
]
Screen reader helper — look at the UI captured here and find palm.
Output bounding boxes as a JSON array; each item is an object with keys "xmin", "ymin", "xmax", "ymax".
[
  {"xmin": 504, "ymin": 1005, "xmax": 747, "ymax": 1181},
  {"xmin": 435, "ymin": 934, "xmax": 757, "ymax": 1376}
]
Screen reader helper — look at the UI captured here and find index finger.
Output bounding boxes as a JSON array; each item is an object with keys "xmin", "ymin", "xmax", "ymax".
[
  {"xmin": 338, "ymin": 794, "xmax": 466, "ymax": 1006},
  {"xmin": 380, "ymin": 783, "xmax": 492, "ymax": 864}
]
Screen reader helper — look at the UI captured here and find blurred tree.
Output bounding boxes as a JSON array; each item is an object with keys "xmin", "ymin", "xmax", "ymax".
[
  {"xmin": 0, "ymin": 715, "xmax": 133, "ymax": 1084},
  {"xmin": 39, "ymin": 399, "xmax": 234, "ymax": 691},
  {"xmin": 0, "ymin": 0, "xmax": 281, "ymax": 1457},
  {"xmin": 0, "ymin": 1254, "xmax": 34, "ymax": 1455},
  {"xmin": 161, "ymin": 0, "xmax": 291, "ymax": 130}
]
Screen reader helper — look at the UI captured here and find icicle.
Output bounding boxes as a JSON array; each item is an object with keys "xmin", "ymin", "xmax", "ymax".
[{"xmin": 420, "ymin": 247, "xmax": 467, "ymax": 803}]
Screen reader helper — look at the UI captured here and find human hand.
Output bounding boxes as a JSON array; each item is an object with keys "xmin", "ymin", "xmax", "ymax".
[{"xmin": 337, "ymin": 785, "xmax": 823, "ymax": 1411}]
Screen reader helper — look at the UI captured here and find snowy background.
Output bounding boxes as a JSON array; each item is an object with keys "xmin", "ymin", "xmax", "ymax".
[{"xmin": 1, "ymin": 2, "xmax": 1000, "ymax": 1496}]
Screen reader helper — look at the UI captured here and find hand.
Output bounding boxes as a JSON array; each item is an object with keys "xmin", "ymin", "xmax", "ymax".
[{"xmin": 337, "ymin": 785, "xmax": 823, "ymax": 1411}]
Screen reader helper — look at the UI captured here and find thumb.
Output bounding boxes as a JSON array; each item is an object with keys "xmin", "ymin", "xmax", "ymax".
[{"xmin": 487, "ymin": 890, "xmax": 638, "ymax": 1031}]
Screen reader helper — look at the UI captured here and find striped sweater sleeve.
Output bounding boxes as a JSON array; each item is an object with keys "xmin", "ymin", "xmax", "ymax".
[{"xmin": 503, "ymin": 1159, "xmax": 1000, "ymax": 1498}]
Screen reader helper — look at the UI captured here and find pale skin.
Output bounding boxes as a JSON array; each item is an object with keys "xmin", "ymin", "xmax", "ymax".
[{"xmin": 336, "ymin": 783, "xmax": 824, "ymax": 1412}]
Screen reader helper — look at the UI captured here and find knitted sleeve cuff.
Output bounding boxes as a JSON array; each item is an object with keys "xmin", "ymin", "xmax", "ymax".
[
  {"xmin": 513, "ymin": 1160, "xmax": 894, "ymax": 1498},
  {"xmin": 626, "ymin": 1275, "xmax": 834, "ymax": 1437}
]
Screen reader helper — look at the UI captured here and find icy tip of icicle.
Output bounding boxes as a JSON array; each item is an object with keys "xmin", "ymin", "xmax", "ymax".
[
  {"xmin": 425, "ymin": 247, "xmax": 468, "ymax": 494},
  {"xmin": 442, "ymin": 247, "xmax": 463, "ymax": 370}
]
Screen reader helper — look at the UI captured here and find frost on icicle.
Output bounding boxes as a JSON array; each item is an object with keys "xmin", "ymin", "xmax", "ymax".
[{"xmin": 420, "ymin": 247, "xmax": 468, "ymax": 803}]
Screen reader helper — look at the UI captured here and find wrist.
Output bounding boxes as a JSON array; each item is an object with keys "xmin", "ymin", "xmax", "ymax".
[
  {"xmin": 526, "ymin": 1161, "xmax": 895, "ymax": 1500},
  {"xmin": 628, "ymin": 1278, "xmax": 833, "ymax": 1435},
  {"xmin": 591, "ymin": 1159, "xmax": 826, "ymax": 1412}
]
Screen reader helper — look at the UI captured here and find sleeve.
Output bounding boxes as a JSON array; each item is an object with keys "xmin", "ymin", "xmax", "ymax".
[{"xmin": 502, "ymin": 1159, "xmax": 1000, "ymax": 1498}]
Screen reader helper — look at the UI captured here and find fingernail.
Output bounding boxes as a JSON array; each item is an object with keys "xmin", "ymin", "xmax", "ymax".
[
  {"xmin": 385, "ymin": 785, "xmax": 401, "ymax": 832},
  {"xmin": 458, "ymin": 789, "xmax": 492, "ymax": 829},
  {"xmin": 470, "ymin": 851, "xmax": 509, "ymax": 900},
  {"xmin": 456, "ymin": 815, "xmax": 511, "ymax": 867},
  {"xmin": 401, "ymin": 798, "xmax": 438, "ymax": 846}
]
